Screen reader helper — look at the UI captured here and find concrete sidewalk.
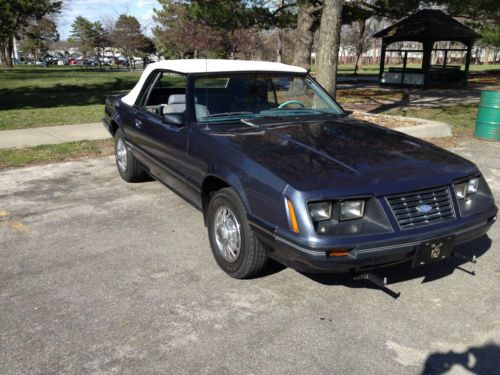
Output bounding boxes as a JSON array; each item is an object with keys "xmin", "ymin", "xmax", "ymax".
[
  {"xmin": 0, "ymin": 123, "xmax": 111, "ymax": 150},
  {"xmin": 0, "ymin": 113, "xmax": 452, "ymax": 151}
]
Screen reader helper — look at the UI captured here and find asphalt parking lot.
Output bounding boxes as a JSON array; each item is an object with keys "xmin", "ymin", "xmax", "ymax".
[{"xmin": 1, "ymin": 140, "xmax": 499, "ymax": 374}]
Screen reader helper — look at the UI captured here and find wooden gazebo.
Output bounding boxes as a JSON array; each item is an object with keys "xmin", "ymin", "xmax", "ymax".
[{"xmin": 373, "ymin": 9, "xmax": 480, "ymax": 87}]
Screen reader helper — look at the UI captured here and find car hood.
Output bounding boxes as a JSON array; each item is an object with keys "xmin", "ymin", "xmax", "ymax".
[{"xmin": 211, "ymin": 116, "xmax": 477, "ymax": 196}]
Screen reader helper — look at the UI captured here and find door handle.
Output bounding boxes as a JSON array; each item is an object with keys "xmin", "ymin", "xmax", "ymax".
[{"xmin": 134, "ymin": 119, "xmax": 142, "ymax": 129}]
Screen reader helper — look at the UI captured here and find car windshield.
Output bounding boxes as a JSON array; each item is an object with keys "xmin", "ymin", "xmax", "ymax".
[{"xmin": 193, "ymin": 74, "xmax": 343, "ymax": 123}]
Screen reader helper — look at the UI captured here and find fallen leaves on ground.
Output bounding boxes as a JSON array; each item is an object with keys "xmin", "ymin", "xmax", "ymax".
[{"xmin": 351, "ymin": 111, "xmax": 420, "ymax": 128}]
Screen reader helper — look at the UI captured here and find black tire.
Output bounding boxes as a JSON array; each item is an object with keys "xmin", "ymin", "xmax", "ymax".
[
  {"xmin": 114, "ymin": 129, "xmax": 148, "ymax": 182},
  {"xmin": 207, "ymin": 187, "xmax": 268, "ymax": 279}
]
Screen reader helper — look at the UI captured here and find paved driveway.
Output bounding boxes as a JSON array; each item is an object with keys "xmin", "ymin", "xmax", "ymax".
[{"xmin": 1, "ymin": 140, "xmax": 499, "ymax": 374}]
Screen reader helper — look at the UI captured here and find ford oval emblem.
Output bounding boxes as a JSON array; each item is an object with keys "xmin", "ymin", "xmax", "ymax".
[{"xmin": 416, "ymin": 204, "xmax": 433, "ymax": 213}]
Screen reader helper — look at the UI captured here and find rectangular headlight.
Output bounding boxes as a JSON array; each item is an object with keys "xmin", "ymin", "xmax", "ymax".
[
  {"xmin": 454, "ymin": 178, "xmax": 479, "ymax": 200},
  {"xmin": 309, "ymin": 201, "xmax": 332, "ymax": 222},
  {"xmin": 455, "ymin": 182, "xmax": 467, "ymax": 200},
  {"xmin": 467, "ymin": 178, "xmax": 479, "ymax": 194},
  {"xmin": 340, "ymin": 200, "xmax": 365, "ymax": 221}
]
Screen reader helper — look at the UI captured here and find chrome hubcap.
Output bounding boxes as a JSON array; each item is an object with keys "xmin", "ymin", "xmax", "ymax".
[
  {"xmin": 214, "ymin": 205, "xmax": 241, "ymax": 263},
  {"xmin": 116, "ymin": 138, "xmax": 127, "ymax": 172}
]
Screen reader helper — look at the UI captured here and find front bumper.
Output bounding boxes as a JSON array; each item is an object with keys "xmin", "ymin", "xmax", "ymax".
[{"xmin": 257, "ymin": 206, "xmax": 497, "ymax": 273}]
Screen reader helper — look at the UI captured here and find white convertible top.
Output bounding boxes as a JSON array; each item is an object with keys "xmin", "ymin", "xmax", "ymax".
[{"xmin": 121, "ymin": 59, "xmax": 307, "ymax": 105}]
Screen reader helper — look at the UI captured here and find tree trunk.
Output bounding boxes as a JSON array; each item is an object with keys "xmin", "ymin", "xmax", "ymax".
[
  {"xmin": 353, "ymin": 20, "xmax": 366, "ymax": 76},
  {"xmin": 98, "ymin": 46, "xmax": 103, "ymax": 71},
  {"xmin": 4, "ymin": 37, "xmax": 14, "ymax": 67},
  {"xmin": 354, "ymin": 53, "xmax": 362, "ymax": 75},
  {"xmin": 291, "ymin": 1, "xmax": 319, "ymax": 70},
  {"xmin": 276, "ymin": 29, "xmax": 282, "ymax": 63},
  {"xmin": 0, "ymin": 39, "xmax": 8, "ymax": 66},
  {"xmin": 474, "ymin": 46, "xmax": 481, "ymax": 64},
  {"xmin": 316, "ymin": 0, "xmax": 344, "ymax": 98}
]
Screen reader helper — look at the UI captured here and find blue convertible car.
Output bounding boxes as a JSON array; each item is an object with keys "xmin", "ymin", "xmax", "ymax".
[{"xmin": 104, "ymin": 59, "xmax": 497, "ymax": 279}]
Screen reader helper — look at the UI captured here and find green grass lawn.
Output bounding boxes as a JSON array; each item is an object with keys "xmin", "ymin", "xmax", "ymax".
[
  {"xmin": 1, "ymin": 63, "xmax": 497, "ymax": 131},
  {"xmin": 315, "ymin": 63, "xmax": 500, "ymax": 76},
  {"xmin": 386, "ymin": 104, "xmax": 478, "ymax": 135},
  {"xmin": 0, "ymin": 66, "xmax": 141, "ymax": 130},
  {"xmin": 0, "ymin": 139, "xmax": 114, "ymax": 168}
]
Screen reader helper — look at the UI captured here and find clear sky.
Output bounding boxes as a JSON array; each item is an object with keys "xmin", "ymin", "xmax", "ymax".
[{"xmin": 57, "ymin": 0, "xmax": 161, "ymax": 39}]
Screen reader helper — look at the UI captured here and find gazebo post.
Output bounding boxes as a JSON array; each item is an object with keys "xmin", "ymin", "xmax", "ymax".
[
  {"xmin": 378, "ymin": 42, "xmax": 386, "ymax": 84},
  {"xmin": 422, "ymin": 39, "xmax": 433, "ymax": 87},
  {"xmin": 402, "ymin": 51, "xmax": 408, "ymax": 84},
  {"xmin": 464, "ymin": 41, "xmax": 472, "ymax": 85}
]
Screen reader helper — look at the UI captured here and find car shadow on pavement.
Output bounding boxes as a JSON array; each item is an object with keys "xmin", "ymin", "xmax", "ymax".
[
  {"xmin": 421, "ymin": 342, "xmax": 500, "ymax": 375},
  {"xmin": 301, "ymin": 235, "xmax": 492, "ymax": 296},
  {"xmin": 258, "ymin": 258, "xmax": 288, "ymax": 278}
]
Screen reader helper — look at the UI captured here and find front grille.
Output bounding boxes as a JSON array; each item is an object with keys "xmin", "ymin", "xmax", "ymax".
[{"xmin": 386, "ymin": 186, "xmax": 455, "ymax": 230}]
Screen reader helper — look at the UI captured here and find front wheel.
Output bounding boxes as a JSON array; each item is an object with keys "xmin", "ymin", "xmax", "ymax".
[
  {"xmin": 207, "ymin": 188, "xmax": 268, "ymax": 279},
  {"xmin": 114, "ymin": 129, "xmax": 148, "ymax": 182}
]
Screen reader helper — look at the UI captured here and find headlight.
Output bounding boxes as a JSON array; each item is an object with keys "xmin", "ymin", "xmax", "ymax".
[
  {"xmin": 467, "ymin": 178, "xmax": 479, "ymax": 194},
  {"xmin": 340, "ymin": 200, "xmax": 365, "ymax": 221},
  {"xmin": 309, "ymin": 201, "xmax": 332, "ymax": 222},
  {"xmin": 454, "ymin": 177, "xmax": 479, "ymax": 200},
  {"xmin": 455, "ymin": 182, "xmax": 467, "ymax": 199}
]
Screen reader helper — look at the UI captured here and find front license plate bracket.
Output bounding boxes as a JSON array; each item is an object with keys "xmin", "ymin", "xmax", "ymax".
[{"xmin": 412, "ymin": 234, "xmax": 455, "ymax": 268}]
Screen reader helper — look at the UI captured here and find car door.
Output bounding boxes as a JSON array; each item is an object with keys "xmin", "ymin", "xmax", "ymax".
[
  {"xmin": 136, "ymin": 109, "xmax": 190, "ymax": 194},
  {"xmin": 126, "ymin": 70, "xmax": 191, "ymax": 195},
  {"xmin": 120, "ymin": 70, "xmax": 159, "ymax": 156}
]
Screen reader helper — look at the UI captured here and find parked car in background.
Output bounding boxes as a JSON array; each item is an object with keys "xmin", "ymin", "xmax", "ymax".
[
  {"xmin": 99, "ymin": 57, "xmax": 112, "ymax": 66},
  {"xmin": 104, "ymin": 59, "xmax": 497, "ymax": 279},
  {"xmin": 113, "ymin": 57, "xmax": 129, "ymax": 66},
  {"xmin": 68, "ymin": 58, "xmax": 78, "ymax": 65},
  {"xmin": 84, "ymin": 59, "xmax": 98, "ymax": 66}
]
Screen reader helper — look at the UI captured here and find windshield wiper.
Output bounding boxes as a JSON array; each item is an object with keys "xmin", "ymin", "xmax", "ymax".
[
  {"xmin": 202, "ymin": 111, "xmax": 255, "ymax": 118},
  {"xmin": 268, "ymin": 107, "xmax": 308, "ymax": 111},
  {"xmin": 268, "ymin": 107, "xmax": 338, "ymax": 115}
]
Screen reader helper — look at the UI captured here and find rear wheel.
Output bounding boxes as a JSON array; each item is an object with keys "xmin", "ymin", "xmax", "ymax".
[
  {"xmin": 207, "ymin": 188, "xmax": 268, "ymax": 279},
  {"xmin": 114, "ymin": 129, "xmax": 148, "ymax": 182}
]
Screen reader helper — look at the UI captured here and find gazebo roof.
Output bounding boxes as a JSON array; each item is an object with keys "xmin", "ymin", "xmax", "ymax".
[{"xmin": 373, "ymin": 9, "xmax": 480, "ymax": 43}]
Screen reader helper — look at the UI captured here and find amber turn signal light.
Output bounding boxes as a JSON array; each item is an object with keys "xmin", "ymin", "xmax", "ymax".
[
  {"xmin": 326, "ymin": 249, "xmax": 351, "ymax": 257},
  {"xmin": 286, "ymin": 198, "xmax": 300, "ymax": 234}
]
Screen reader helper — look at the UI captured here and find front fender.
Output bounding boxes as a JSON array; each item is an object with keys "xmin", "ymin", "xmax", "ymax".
[
  {"xmin": 206, "ymin": 165, "xmax": 250, "ymax": 213},
  {"xmin": 207, "ymin": 160, "xmax": 288, "ymax": 234}
]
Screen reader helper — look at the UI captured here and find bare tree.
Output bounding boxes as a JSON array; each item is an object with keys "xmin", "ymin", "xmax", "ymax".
[
  {"xmin": 342, "ymin": 18, "xmax": 376, "ymax": 75},
  {"xmin": 234, "ymin": 27, "xmax": 266, "ymax": 60},
  {"xmin": 316, "ymin": 0, "xmax": 344, "ymax": 98}
]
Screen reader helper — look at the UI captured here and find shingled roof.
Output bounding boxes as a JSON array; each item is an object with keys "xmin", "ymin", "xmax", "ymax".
[{"xmin": 373, "ymin": 9, "xmax": 480, "ymax": 43}]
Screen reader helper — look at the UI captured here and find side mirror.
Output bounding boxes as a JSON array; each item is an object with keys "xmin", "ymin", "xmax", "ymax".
[{"xmin": 163, "ymin": 113, "xmax": 185, "ymax": 126}]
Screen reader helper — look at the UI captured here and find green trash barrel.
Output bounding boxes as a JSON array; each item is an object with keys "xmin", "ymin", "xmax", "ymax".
[{"xmin": 475, "ymin": 90, "xmax": 500, "ymax": 141}]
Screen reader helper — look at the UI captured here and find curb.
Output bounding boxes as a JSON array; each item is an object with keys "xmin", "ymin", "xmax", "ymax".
[
  {"xmin": 353, "ymin": 112, "xmax": 452, "ymax": 138},
  {"xmin": 397, "ymin": 121, "xmax": 452, "ymax": 138}
]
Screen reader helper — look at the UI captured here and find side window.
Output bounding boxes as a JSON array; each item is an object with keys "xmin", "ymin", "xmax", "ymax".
[
  {"xmin": 140, "ymin": 71, "xmax": 187, "ymax": 117},
  {"xmin": 266, "ymin": 78, "xmax": 277, "ymax": 106},
  {"xmin": 136, "ymin": 71, "xmax": 160, "ymax": 107}
]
